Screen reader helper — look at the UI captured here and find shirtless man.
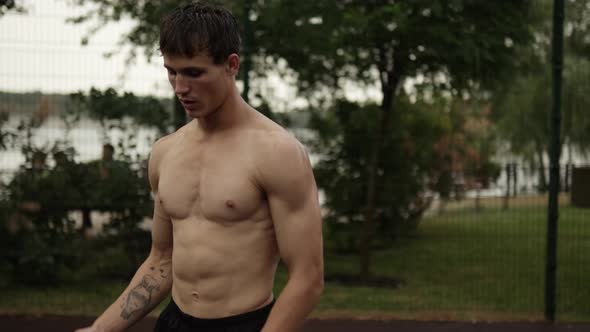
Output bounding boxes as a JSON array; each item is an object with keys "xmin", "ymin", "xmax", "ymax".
[{"xmin": 75, "ymin": 2, "xmax": 323, "ymax": 332}]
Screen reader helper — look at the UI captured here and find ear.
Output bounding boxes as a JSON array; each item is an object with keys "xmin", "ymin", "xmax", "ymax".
[{"xmin": 225, "ymin": 53, "xmax": 240, "ymax": 76}]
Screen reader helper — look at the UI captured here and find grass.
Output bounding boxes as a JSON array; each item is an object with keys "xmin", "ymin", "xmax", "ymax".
[
  {"xmin": 315, "ymin": 203, "xmax": 590, "ymax": 322},
  {"xmin": 1, "ymin": 196, "xmax": 588, "ymax": 322}
]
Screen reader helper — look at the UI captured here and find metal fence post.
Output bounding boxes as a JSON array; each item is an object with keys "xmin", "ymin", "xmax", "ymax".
[
  {"xmin": 242, "ymin": 0, "xmax": 252, "ymax": 104},
  {"xmin": 545, "ymin": 0, "xmax": 564, "ymax": 322}
]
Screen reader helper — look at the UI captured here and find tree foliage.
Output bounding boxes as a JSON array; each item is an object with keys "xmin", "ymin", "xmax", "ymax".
[
  {"xmin": 253, "ymin": 0, "xmax": 537, "ymax": 279},
  {"xmin": 68, "ymin": 0, "xmax": 539, "ymax": 280},
  {"xmin": 309, "ymin": 97, "xmax": 444, "ymax": 251},
  {"xmin": 0, "ymin": 88, "xmax": 167, "ymax": 285},
  {"xmin": 310, "ymin": 94, "xmax": 500, "ymax": 253},
  {"xmin": 253, "ymin": 1, "xmax": 536, "ymax": 94},
  {"xmin": 565, "ymin": 0, "xmax": 590, "ymax": 58},
  {"xmin": 69, "ymin": 87, "xmax": 170, "ymax": 135},
  {"xmin": 0, "ymin": 0, "xmax": 24, "ymax": 16},
  {"xmin": 563, "ymin": 56, "xmax": 590, "ymax": 151},
  {"xmin": 493, "ymin": 0, "xmax": 590, "ymax": 177}
]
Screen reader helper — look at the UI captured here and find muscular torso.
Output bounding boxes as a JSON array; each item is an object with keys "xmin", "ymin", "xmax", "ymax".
[{"xmin": 156, "ymin": 117, "xmax": 281, "ymax": 318}]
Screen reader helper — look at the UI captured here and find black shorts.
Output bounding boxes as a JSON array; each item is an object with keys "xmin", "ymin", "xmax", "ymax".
[{"xmin": 154, "ymin": 299, "xmax": 274, "ymax": 332}]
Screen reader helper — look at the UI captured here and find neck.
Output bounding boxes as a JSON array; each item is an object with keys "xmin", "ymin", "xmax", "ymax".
[{"xmin": 195, "ymin": 88, "xmax": 250, "ymax": 135}]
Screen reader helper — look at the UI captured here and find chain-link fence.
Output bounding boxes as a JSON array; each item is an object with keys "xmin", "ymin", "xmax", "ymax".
[{"xmin": 1, "ymin": 0, "xmax": 589, "ymax": 323}]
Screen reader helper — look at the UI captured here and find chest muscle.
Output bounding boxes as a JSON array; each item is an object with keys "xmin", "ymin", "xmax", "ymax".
[{"xmin": 158, "ymin": 146, "xmax": 264, "ymax": 222}]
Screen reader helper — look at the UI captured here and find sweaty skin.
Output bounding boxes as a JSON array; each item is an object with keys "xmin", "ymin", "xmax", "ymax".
[
  {"xmin": 77, "ymin": 50, "xmax": 323, "ymax": 332},
  {"xmin": 155, "ymin": 116, "xmax": 283, "ymax": 318}
]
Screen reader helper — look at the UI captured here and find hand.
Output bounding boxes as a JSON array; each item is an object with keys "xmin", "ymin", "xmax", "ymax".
[{"xmin": 74, "ymin": 326, "xmax": 97, "ymax": 332}]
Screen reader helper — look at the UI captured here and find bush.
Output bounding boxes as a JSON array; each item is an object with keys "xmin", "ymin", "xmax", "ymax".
[
  {"xmin": 309, "ymin": 99, "xmax": 439, "ymax": 252},
  {"xmin": 0, "ymin": 217, "xmax": 83, "ymax": 286},
  {"xmin": 85, "ymin": 228, "xmax": 151, "ymax": 281}
]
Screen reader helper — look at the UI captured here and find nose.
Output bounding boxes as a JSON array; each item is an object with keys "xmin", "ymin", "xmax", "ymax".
[{"xmin": 174, "ymin": 75, "xmax": 190, "ymax": 95}]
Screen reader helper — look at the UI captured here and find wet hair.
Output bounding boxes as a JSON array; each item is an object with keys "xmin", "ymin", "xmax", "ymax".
[{"xmin": 159, "ymin": 1, "xmax": 241, "ymax": 64}]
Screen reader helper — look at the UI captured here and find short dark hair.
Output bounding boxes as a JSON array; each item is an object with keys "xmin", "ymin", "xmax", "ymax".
[{"xmin": 159, "ymin": 1, "xmax": 241, "ymax": 64}]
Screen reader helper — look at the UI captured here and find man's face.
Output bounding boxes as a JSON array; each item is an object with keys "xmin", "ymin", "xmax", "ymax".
[{"xmin": 163, "ymin": 53, "xmax": 234, "ymax": 119}]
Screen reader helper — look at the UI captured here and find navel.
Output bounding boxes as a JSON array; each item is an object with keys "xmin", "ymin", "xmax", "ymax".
[
  {"xmin": 225, "ymin": 200, "xmax": 235, "ymax": 208},
  {"xmin": 191, "ymin": 291, "xmax": 200, "ymax": 302}
]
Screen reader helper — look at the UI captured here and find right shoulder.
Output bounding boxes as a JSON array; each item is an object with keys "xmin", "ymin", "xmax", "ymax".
[
  {"xmin": 151, "ymin": 132, "xmax": 176, "ymax": 161},
  {"xmin": 148, "ymin": 132, "xmax": 177, "ymax": 191}
]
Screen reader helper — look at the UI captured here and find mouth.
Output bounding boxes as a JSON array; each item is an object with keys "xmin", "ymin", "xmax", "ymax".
[{"xmin": 179, "ymin": 99, "xmax": 198, "ymax": 110}]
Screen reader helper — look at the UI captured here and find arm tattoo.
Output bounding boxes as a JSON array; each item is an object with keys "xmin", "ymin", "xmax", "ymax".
[
  {"xmin": 159, "ymin": 261, "xmax": 172, "ymax": 278},
  {"xmin": 120, "ymin": 275, "xmax": 160, "ymax": 320},
  {"xmin": 150, "ymin": 261, "xmax": 171, "ymax": 278}
]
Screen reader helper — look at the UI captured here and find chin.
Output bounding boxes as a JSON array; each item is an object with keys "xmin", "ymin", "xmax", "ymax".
[
  {"xmin": 195, "ymin": 105, "xmax": 223, "ymax": 116},
  {"xmin": 186, "ymin": 109, "xmax": 210, "ymax": 119}
]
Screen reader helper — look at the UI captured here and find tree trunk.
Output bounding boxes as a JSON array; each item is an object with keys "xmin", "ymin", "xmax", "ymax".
[
  {"xmin": 475, "ymin": 184, "xmax": 482, "ymax": 212},
  {"xmin": 503, "ymin": 163, "xmax": 511, "ymax": 209},
  {"xmin": 565, "ymin": 140, "xmax": 572, "ymax": 192},
  {"xmin": 359, "ymin": 68, "xmax": 401, "ymax": 282},
  {"xmin": 81, "ymin": 207, "xmax": 92, "ymax": 238},
  {"xmin": 242, "ymin": 1, "xmax": 252, "ymax": 103},
  {"xmin": 536, "ymin": 143, "xmax": 548, "ymax": 192},
  {"xmin": 512, "ymin": 162, "xmax": 518, "ymax": 197}
]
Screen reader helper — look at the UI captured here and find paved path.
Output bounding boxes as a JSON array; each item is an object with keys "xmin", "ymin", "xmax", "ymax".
[{"xmin": 1, "ymin": 315, "xmax": 589, "ymax": 332}]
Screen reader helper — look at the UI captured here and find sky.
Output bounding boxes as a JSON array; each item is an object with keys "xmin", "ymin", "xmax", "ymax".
[
  {"xmin": 0, "ymin": 0, "xmax": 175, "ymax": 172},
  {"xmin": 0, "ymin": 0, "xmax": 383, "ymax": 107},
  {"xmin": 1, "ymin": 1, "xmax": 585, "ymax": 184},
  {"xmin": 0, "ymin": 0, "xmax": 172, "ymax": 97},
  {"xmin": 0, "ymin": 0, "xmax": 331, "ymax": 172}
]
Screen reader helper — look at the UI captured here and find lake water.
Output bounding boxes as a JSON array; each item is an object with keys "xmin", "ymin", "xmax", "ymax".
[
  {"xmin": 2, "ymin": 113, "xmax": 587, "ymax": 201},
  {"xmin": 1, "ymin": 114, "xmax": 158, "ymax": 174}
]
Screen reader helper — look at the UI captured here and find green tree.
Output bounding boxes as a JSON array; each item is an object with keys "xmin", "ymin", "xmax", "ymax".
[
  {"xmin": 69, "ymin": 88, "xmax": 170, "ymax": 137},
  {"xmin": 563, "ymin": 56, "xmax": 590, "ymax": 153},
  {"xmin": 68, "ymin": 0, "xmax": 538, "ymax": 280},
  {"xmin": 564, "ymin": 0, "xmax": 590, "ymax": 59},
  {"xmin": 68, "ymin": 87, "xmax": 167, "ymax": 217},
  {"xmin": 309, "ymin": 96, "xmax": 447, "ymax": 252},
  {"xmin": 0, "ymin": 112, "xmax": 16, "ymax": 150},
  {"xmin": 252, "ymin": 1, "xmax": 537, "ymax": 279},
  {"xmin": 0, "ymin": 0, "xmax": 24, "ymax": 16},
  {"xmin": 496, "ymin": 72, "xmax": 552, "ymax": 190},
  {"xmin": 562, "ymin": 0, "xmax": 590, "ymax": 156},
  {"xmin": 493, "ymin": 0, "xmax": 590, "ymax": 187},
  {"xmin": 431, "ymin": 98, "xmax": 500, "ymax": 201}
]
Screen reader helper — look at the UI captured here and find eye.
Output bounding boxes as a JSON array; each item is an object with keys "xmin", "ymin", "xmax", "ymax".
[
  {"xmin": 167, "ymin": 69, "xmax": 177, "ymax": 78},
  {"xmin": 185, "ymin": 70, "xmax": 203, "ymax": 78}
]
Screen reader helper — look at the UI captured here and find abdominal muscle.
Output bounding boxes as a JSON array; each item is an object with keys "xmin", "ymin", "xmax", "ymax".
[{"xmin": 169, "ymin": 214, "xmax": 279, "ymax": 318}]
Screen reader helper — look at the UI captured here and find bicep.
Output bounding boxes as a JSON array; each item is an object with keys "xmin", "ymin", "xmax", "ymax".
[
  {"xmin": 150, "ymin": 193, "xmax": 173, "ymax": 256},
  {"xmin": 147, "ymin": 138, "xmax": 173, "ymax": 256},
  {"xmin": 264, "ymin": 144, "xmax": 323, "ymax": 272},
  {"xmin": 270, "ymin": 189, "xmax": 323, "ymax": 272}
]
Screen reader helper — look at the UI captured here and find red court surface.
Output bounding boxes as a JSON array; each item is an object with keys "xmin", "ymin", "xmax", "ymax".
[{"xmin": 1, "ymin": 315, "xmax": 589, "ymax": 332}]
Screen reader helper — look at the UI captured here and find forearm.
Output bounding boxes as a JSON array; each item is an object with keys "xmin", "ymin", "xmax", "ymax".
[
  {"xmin": 92, "ymin": 253, "xmax": 173, "ymax": 332},
  {"xmin": 261, "ymin": 275, "xmax": 323, "ymax": 332}
]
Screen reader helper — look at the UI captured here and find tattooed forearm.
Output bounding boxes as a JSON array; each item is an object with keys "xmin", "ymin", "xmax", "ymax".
[
  {"xmin": 150, "ymin": 260, "xmax": 172, "ymax": 279},
  {"xmin": 120, "ymin": 275, "xmax": 160, "ymax": 320}
]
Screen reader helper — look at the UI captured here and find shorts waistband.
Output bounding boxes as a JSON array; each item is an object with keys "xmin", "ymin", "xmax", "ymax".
[{"xmin": 168, "ymin": 298, "xmax": 274, "ymax": 328}]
